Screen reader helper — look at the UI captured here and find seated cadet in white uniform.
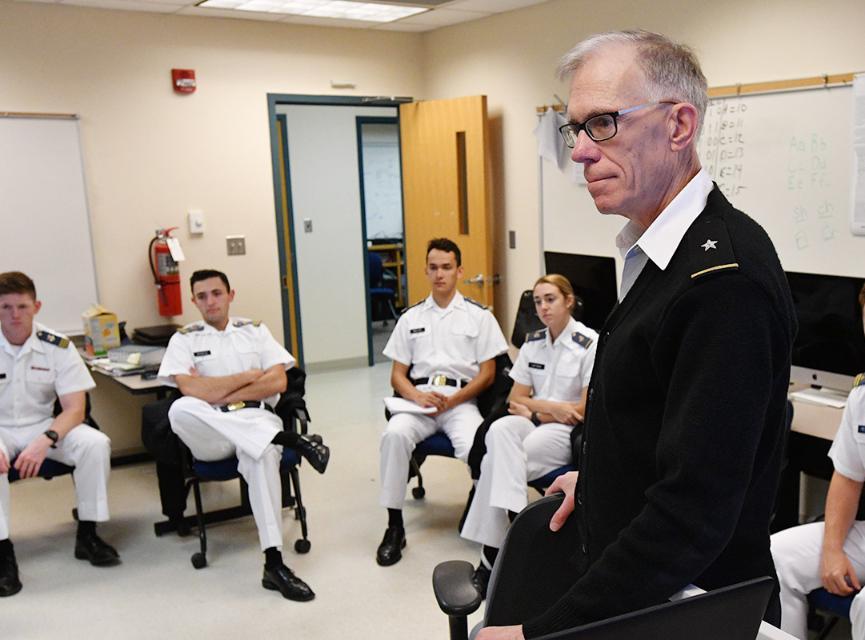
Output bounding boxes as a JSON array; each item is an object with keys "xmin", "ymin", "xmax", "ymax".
[
  {"xmin": 0, "ymin": 271, "xmax": 118, "ymax": 598},
  {"xmin": 157, "ymin": 269, "xmax": 329, "ymax": 602},
  {"xmin": 377, "ymin": 238, "xmax": 508, "ymax": 566},
  {"xmin": 461, "ymin": 274, "xmax": 598, "ymax": 597},
  {"xmin": 771, "ymin": 283, "xmax": 865, "ymax": 639}
]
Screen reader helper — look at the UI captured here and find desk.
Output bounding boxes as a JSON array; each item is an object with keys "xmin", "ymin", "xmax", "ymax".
[
  {"xmin": 93, "ymin": 370, "xmax": 170, "ymax": 398},
  {"xmin": 773, "ymin": 387, "xmax": 845, "ymax": 531},
  {"xmin": 369, "ymin": 242, "xmax": 405, "ymax": 308}
]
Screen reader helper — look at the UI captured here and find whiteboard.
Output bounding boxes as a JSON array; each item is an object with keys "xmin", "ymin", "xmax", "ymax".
[
  {"xmin": 360, "ymin": 123, "xmax": 403, "ymax": 240},
  {"xmin": 542, "ymin": 83, "xmax": 865, "ymax": 279},
  {"xmin": 0, "ymin": 117, "xmax": 98, "ymax": 335}
]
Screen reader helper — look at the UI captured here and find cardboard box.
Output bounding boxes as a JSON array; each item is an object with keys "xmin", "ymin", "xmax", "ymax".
[{"xmin": 82, "ymin": 304, "xmax": 121, "ymax": 356}]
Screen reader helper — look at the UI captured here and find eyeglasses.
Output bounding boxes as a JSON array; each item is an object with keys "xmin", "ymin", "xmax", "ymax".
[{"xmin": 558, "ymin": 101, "xmax": 677, "ymax": 147}]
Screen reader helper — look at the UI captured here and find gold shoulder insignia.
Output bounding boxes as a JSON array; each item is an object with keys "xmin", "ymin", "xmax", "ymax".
[
  {"xmin": 178, "ymin": 323, "xmax": 204, "ymax": 335},
  {"xmin": 572, "ymin": 332, "xmax": 593, "ymax": 348},
  {"xmin": 525, "ymin": 328, "xmax": 546, "ymax": 343},
  {"xmin": 687, "ymin": 216, "xmax": 740, "ymax": 280},
  {"xmin": 232, "ymin": 320, "xmax": 261, "ymax": 328},
  {"xmin": 854, "ymin": 373, "xmax": 865, "ymax": 389},
  {"xmin": 36, "ymin": 330, "xmax": 69, "ymax": 348}
]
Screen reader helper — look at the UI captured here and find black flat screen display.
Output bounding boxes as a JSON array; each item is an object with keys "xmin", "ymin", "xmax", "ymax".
[{"xmin": 543, "ymin": 252, "xmax": 618, "ymax": 333}]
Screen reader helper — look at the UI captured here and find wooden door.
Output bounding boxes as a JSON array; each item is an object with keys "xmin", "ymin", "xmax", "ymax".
[{"xmin": 399, "ymin": 96, "xmax": 495, "ymax": 308}]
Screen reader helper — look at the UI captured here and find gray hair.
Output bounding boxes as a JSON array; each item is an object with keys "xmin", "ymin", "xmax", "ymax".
[{"xmin": 557, "ymin": 30, "xmax": 708, "ymax": 133}]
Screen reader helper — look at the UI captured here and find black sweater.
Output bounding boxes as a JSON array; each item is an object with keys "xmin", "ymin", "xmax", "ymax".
[{"xmin": 523, "ymin": 188, "xmax": 797, "ymax": 637}]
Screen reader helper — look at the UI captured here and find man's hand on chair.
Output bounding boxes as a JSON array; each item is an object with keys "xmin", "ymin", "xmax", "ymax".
[
  {"xmin": 546, "ymin": 471, "xmax": 579, "ymax": 532},
  {"xmin": 477, "ymin": 624, "xmax": 525, "ymax": 640}
]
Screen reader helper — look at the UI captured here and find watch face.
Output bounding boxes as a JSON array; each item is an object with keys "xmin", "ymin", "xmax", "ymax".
[{"xmin": 44, "ymin": 430, "xmax": 58, "ymax": 443}]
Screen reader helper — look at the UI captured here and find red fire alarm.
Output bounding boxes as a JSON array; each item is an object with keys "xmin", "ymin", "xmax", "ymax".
[{"xmin": 172, "ymin": 69, "xmax": 196, "ymax": 94}]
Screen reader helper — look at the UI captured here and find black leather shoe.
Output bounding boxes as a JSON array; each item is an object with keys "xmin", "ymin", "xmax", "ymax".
[
  {"xmin": 376, "ymin": 526, "xmax": 406, "ymax": 566},
  {"xmin": 74, "ymin": 533, "xmax": 120, "ymax": 567},
  {"xmin": 0, "ymin": 554, "xmax": 22, "ymax": 597},
  {"xmin": 297, "ymin": 435, "xmax": 330, "ymax": 474},
  {"xmin": 471, "ymin": 563, "xmax": 491, "ymax": 600},
  {"xmin": 262, "ymin": 564, "xmax": 315, "ymax": 601}
]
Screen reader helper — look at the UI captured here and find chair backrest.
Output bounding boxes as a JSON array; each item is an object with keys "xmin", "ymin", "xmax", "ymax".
[
  {"xmin": 511, "ymin": 290, "xmax": 585, "ymax": 348},
  {"xmin": 368, "ymin": 251, "xmax": 384, "ymax": 288},
  {"xmin": 484, "ymin": 494, "xmax": 582, "ymax": 627}
]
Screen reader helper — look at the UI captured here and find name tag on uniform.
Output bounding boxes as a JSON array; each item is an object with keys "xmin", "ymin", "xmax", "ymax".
[
  {"xmin": 409, "ymin": 328, "xmax": 425, "ymax": 335},
  {"xmin": 0, "ymin": 373, "xmax": 6, "ymax": 380},
  {"xmin": 194, "ymin": 350, "xmax": 212, "ymax": 357},
  {"xmin": 858, "ymin": 425, "xmax": 865, "ymax": 434},
  {"xmin": 529, "ymin": 362, "xmax": 545, "ymax": 370},
  {"xmin": 30, "ymin": 365, "xmax": 50, "ymax": 372}
]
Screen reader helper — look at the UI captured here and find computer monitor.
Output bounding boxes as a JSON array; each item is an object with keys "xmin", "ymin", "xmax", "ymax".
[
  {"xmin": 543, "ymin": 252, "xmax": 618, "ymax": 333},
  {"xmin": 786, "ymin": 270, "xmax": 865, "ymax": 393}
]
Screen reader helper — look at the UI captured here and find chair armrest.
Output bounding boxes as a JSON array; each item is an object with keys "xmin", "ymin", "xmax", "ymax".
[
  {"xmin": 433, "ymin": 560, "xmax": 484, "ymax": 617},
  {"xmin": 292, "ymin": 407, "xmax": 309, "ymax": 435}
]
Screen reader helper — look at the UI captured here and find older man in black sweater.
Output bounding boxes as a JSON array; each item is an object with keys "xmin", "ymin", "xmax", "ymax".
[{"xmin": 478, "ymin": 31, "xmax": 796, "ymax": 640}]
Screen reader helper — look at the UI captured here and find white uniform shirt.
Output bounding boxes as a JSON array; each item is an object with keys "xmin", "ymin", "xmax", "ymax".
[
  {"xmin": 0, "ymin": 322, "xmax": 95, "ymax": 428},
  {"xmin": 510, "ymin": 317, "xmax": 598, "ymax": 402},
  {"xmin": 827, "ymin": 381, "xmax": 865, "ymax": 481},
  {"xmin": 158, "ymin": 318, "xmax": 294, "ymax": 408},
  {"xmin": 383, "ymin": 292, "xmax": 507, "ymax": 391}
]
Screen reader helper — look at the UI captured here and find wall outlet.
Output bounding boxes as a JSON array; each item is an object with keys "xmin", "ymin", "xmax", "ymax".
[
  {"xmin": 226, "ymin": 235, "xmax": 246, "ymax": 256},
  {"xmin": 303, "ymin": 218, "xmax": 313, "ymax": 233}
]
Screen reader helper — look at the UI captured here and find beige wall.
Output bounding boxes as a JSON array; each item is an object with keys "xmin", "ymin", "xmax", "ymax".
[
  {"xmin": 422, "ymin": 0, "xmax": 865, "ymax": 326},
  {"xmin": 0, "ymin": 0, "xmax": 423, "ymax": 337}
]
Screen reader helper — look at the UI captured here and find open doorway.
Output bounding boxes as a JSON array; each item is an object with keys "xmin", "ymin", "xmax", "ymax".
[
  {"xmin": 267, "ymin": 95, "xmax": 407, "ymax": 371},
  {"xmin": 356, "ymin": 117, "xmax": 405, "ymax": 365}
]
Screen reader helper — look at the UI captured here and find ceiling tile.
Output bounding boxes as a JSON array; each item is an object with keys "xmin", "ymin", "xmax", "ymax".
[
  {"xmin": 446, "ymin": 0, "xmax": 548, "ymax": 11},
  {"xmin": 60, "ymin": 0, "xmax": 180, "ymax": 12},
  {"xmin": 393, "ymin": 7, "xmax": 486, "ymax": 26},
  {"xmin": 177, "ymin": 5, "xmax": 286, "ymax": 19}
]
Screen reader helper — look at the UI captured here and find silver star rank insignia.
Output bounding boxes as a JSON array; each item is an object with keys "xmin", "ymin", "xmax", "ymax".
[{"xmin": 701, "ymin": 239, "xmax": 718, "ymax": 251}]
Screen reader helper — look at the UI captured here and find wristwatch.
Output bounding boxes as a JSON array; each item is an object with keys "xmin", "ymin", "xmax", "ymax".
[
  {"xmin": 530, "ymin": 411, "xmax": 542, "ymax": 427},
  {"xmin": 43, "ymin": 429, "xmax": 59, "ymax": 448}
]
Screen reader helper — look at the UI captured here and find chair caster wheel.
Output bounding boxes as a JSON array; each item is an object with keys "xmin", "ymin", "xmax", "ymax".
[
  {"xmin": 412, "ymin": 487, "xmax": 425, "ymax": 499},
  {"xmin": 294, "ymin": 539, "xmax": 311, "ymax": 554},
  {"xmin": 191, "ymin": 552, "xmax": 207, "ymax": 569}
]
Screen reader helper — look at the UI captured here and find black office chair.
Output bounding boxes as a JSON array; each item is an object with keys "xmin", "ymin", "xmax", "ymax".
[
  {"xmin": 8, "ymin": 394, "xmax": 100, "ymax": 488},
  {"xmin": 149, "ymin": 369, "xmax": 313, "ymax": 569},
  {"xmin": 368, "ymin": 251, "xmax": 398, "ymax": 325}
]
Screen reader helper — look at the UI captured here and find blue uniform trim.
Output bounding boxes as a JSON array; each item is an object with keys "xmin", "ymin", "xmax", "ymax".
[{"xmin": 36, "ymin": 330, "xmax": 69, "ymax": 349}]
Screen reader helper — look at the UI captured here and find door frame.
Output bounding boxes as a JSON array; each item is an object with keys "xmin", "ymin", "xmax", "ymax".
[{"xmin": 266, "ymin": 94, "xmax": 410, "ymax": 367}]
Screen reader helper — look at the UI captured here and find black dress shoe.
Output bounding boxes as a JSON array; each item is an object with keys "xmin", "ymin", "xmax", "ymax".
[
  {"xmin": 0, "ymin": 554, "xmax": 22, "ymax": 597},
  {"xmin": 262, "ymin": 564, "xmax": 315, "ymax": 601},
  {"xmin": 471, "ymin": 563, "xmax": 491, "ymax": 600},
  {"xmin": 376, "ymin": 526, "xmax": 406, "ymax": 566},
  {"xmin": 74, "ymin": 533, "xmax": 120, "ymax": 567},
  {"xmin": 296, "ymin": 435, "xmax": 330, "ymax": 474}
]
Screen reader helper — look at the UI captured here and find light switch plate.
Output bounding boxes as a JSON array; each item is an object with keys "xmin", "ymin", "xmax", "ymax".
[
  {"xmin": 226, "ymin": 235, "xmax": 246, "ymax": 256},
  {"xmin": 188, "ymin": 209, "xmax": 205, "ymax": 235}
]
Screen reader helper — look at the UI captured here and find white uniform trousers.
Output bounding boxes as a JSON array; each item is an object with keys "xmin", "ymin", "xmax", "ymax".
[
  {"xmin": 379, "ymin": 401, "xmax": 482, "ymax": 510},
  {"xmin": 168, "ymin": 397, "xmax": 284, "ymax": 551},
  {"xmin": 461, "ymin": 415, "xmax": 572, "ymax": 548},
  {"xmin": 771, "ymin": 520, "xmax": 865, "ymax": 639},
  {"xmin": 0, "ymin": 421, "xmax": 111, "ymax": 540}
]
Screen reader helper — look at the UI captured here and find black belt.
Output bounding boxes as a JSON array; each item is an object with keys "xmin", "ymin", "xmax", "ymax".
[
  {"xmin": 411, "ymin": 375, "xmax": 467, "ymax": 389},
  {"xmin": 219, "ymin": 401, "xmax": 274, "ymax": 413}
]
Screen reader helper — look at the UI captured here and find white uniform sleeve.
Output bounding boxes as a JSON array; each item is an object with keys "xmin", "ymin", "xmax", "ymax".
[
  {"xmin": 157, "ymin": 333, "xmax": 194, "ymax": 386},
  {"xmin": 509, "ymin": 343, "xmax": 533, "ymax": 386},
  {"xmin": 54, "ymin": 344, "xmax": 96, "ymax": 396},
  {"xmin": 829, "ymin": 388, "xmax": 865, "ymax": 482},
  {"xmin": 474, "ymin": 310, "xmax": 508, "ymax": 364},
  {"xmin": 257, "ymin": 323, "xmax": 294, "ymax": 370},
  {"xmin": 382, "ymin": 313, "xmax": 412, "ymax": 366}
]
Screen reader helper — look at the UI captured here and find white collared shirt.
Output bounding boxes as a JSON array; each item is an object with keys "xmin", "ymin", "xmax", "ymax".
[
  {"xmin": 0, "ymin": 322, "xmax": 95, "ymax": 428},
  {"xmin": 383, "ymin": 292, "xmax": 508, "ymax": 392},
  {"xmin": 158, "ymin": 317, "xmax": 294, "ymax": 407},
  {"xmin": 615, "ymin": 168, "xmax": 714, "ymax": 300},
  {"xmin": 509, "ymin": 317, "xmax": 598, "ymax": 402}
]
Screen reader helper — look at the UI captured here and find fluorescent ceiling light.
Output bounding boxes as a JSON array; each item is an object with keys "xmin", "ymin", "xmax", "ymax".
[{"xmin": 197, "ymin": 0, "xmax": 428, "ymax": 22}]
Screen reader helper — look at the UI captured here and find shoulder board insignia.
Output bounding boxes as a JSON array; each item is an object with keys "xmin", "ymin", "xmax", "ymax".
[
  {"xmin": 687, "ymin": 216, "xmax": 740, "ymax": 280},
  {"xmin": 572, "ymin": 332, "xmax": 593, "ymax": 348},
  {"xmin": 36, "ymin": 330, "xmax": 69, "ymax": 348},
  {"xmin": 233, "ymin": 320, "xmax": 261, "ymax": 328},
  {"xmin": 178, "ymin": 323, "xmax": 205, "ymax": 335},
  {"xmin": 854, "ymin": 373, "xmax": 865, "ymax": 389},
  {"xmin": 402, "ymin": 300, "xmax": 424, "ymax": 314},
  {"xmin": 525, "ymin": 328, "xmax": 546, "ymax": 343},
  {"xmin": 464, "ymin": 297, "xmax": 489, "ymax": 310}
]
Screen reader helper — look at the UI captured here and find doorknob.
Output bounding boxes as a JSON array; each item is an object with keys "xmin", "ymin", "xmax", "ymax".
[{"xmin": 464, "ymin": 273, "xmax": 484, "ymax": 285}]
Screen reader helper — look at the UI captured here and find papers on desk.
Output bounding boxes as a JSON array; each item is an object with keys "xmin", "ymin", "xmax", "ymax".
[
  {"xmin": 383, "ymin": 397, "xmax": 437, "ymax": 415},
  {"xmin": 87, "ymin": 345, "xmax": 165, "ymax": 377},
  {"xmin": 788, "ymin": 388, "xmax": 848, "ymax": 409}
]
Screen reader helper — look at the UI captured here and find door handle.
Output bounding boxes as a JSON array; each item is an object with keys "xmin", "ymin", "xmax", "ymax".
[{"xmin": 464, "ymin": 273, "xmax": 484, "ymax": 285}]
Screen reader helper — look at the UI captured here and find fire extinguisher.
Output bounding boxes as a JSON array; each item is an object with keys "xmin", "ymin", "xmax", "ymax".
[{"xmin": 149, "ymin": 227, "xmax": 183, "ymax": 317}]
